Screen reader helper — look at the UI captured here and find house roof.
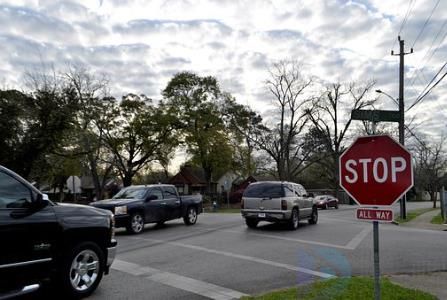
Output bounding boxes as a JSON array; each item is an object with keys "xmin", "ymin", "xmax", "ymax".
[{"xmin": 168, "ymin": 166, "xmax": 216, "ymax": 185}]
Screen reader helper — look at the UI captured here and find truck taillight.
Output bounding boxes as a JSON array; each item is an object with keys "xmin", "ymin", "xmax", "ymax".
[
  {"xmin": 241, "ymin": 199, "xmax": 244, "ymax": 209},
  {"xmin": 281, "ymin": 200, "xmax": 287, "ymax": 210}
]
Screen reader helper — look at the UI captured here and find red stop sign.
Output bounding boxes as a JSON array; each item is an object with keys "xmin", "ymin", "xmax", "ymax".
[{"xmin": 339, "ymin": 135, "xmax": 413, "ymax": 206}]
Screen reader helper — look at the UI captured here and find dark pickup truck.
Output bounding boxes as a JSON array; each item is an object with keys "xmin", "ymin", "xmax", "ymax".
[
  {"xmin": 0, "ymin": 165, "xmax": 117, "ymax": 299},
  {"xmin": 91, "ymin": 184, "xmax": 203, "ymax": 234}
]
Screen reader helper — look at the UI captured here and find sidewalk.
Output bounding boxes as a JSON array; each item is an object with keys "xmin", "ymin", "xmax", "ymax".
[
  {"xmin": 399, "ymin": 208, "xmax": 447, "ymax": 231},
  {"xmin": 388, "ymin": 209, "xmax": 447, "ymax": 299},
  {"xmin": 388, "ymin": 272, "xmax": 447, "ymax": 300}
]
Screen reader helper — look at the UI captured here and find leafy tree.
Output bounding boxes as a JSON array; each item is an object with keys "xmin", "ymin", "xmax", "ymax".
[
  {"xmin": 222, "ymin": 94, "xmax": 266, "ymax": 178},
  {"xmin": 0, "ymin": 77, "xmax": 79, "ymax": 179},
  {"xmin": 100, "ymin": 94, "xmax": 178, "ymax": 187},
  {"xmin": 162, "ymin": 72, "xmax": 234, "ymax": 192}
]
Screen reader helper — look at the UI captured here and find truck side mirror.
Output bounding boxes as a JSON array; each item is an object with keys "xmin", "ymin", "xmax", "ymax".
[{"xmin": 32, "ymin": 193, "xmax": 48, "ymax": 209}]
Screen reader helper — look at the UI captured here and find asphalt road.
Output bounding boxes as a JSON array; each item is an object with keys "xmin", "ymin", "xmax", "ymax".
[{"xmin": 36, "ymin": 202, "xmax": 447, "ymax": 299}]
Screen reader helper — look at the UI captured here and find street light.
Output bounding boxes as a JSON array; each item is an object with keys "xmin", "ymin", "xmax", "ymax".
[
  {"xmin": 375, "ymin": 89, "xmax": 406, "ymax": 219},
  {"xmin": 375, "ymin": 89, "xmax": 399, "ymax": 106}
]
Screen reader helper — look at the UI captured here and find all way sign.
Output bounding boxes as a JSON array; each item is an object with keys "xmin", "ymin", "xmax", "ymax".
[{"xmin": 356, "ymin": 208, "xmax": 394, "ymax": 222}]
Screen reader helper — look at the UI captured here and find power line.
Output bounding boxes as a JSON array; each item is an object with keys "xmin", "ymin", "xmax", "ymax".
[
  {"xmin": 392, "ymin": 0, "xmax": 416, "ymax": 51},
  {"xmin": 415, "ymin": 61, "xmax": 447, "ymax": 100},
  {"xmin": 411, "ymin": 0, "xmax": 440, "ymax": 49},
  {"xmin": 407, "ymin": 67, "xmax": 447, "ymax": 111},
  {"xmin": 408, "ymin": 18, "xmax": 447, "ymax": 88}
]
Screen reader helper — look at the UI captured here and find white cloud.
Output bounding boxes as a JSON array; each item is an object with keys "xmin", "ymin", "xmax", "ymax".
[{"xmin": 0, "ymin": 0, "xmax": 445, "ymax": 155}]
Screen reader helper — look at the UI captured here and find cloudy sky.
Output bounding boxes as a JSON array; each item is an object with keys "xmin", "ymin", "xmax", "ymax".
[{"xmin": 0, "ymin": 0, "xmax": 446, "ymax": 142}]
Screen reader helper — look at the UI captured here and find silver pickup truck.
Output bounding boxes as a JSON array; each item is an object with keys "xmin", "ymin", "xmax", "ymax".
[{"xmin": 241, "ymin": 181, "xmax": 318, "ymax": 230}]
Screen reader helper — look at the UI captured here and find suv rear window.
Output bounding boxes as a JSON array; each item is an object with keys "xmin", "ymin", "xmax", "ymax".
[{"xmin": 243, "ymin": 183, "xmax": 284, "ymax": 198}]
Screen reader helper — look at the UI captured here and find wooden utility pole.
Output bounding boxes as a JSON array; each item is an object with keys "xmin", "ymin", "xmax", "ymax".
[{"xmin": 392, "ymin": 36, "xmax": 413, "ymax": 219}]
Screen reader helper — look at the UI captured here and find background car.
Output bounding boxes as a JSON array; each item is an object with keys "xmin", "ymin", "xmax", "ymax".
[
  {"xmin": 91, "ymin": 185, "xmax": 202, "ymax": 234},
  {"xmin": 241, "ymin": 181, "xmax": 318, "ymax": 230},
  {"xmin": 314, "ymin": 195, "xmax": 339, "ymax": 209}
]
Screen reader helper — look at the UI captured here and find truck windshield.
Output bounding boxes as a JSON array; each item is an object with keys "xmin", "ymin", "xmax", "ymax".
[
  {"xmin": 112, "ymin": 187, "xmax": 147, "ymax": 200},
  {"xmin": 243, "ymin": 183, "xmax": 284, "ymax": 198}
]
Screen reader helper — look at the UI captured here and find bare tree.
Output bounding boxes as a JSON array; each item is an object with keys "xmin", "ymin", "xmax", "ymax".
[
  {"xmin": 305, "ymin": 81, "xmax": 376, "ymax": 194},
  {"xmin": 413, "ymin": 136, "xmax": 447, "ymax": 208},
  {"xmin": 256, "ymin": 61, "xmax": 314, "ymax": 181},
  {"xmin": 64, "ymin": 66, "xmax": 114, "ymax": 200}
]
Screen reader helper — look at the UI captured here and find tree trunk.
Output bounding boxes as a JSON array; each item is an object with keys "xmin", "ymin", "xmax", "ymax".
[
  {"xmin": 88, "ymin": 156, "xmax": 103, "ymax": 200},
  {"xmin": 431, "ymin": 191, "xmax": 437, "ymax": 208},
  {"xmin": 122, "ymin": 172, "xmax": 133, "ymax": 187},
  {"xmin": 204, "ymin": 167, "xmax": 212, "ymax": 193}
]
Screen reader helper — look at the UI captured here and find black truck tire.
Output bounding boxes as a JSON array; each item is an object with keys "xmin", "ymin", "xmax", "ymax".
[
  {"xmin": 308, "ymin": 207, "xmax": 318, "ymax": 225},
  {"xmin": 56, "ymin": 242, "xmax": 105, "ymax": 299},
  {"xmin": 245, "ymin": 218, "xmax": 258, "ymax": 228},
  {"xmin": 183, "ymin": 206, "xmax": 198, "ymax": 225}
]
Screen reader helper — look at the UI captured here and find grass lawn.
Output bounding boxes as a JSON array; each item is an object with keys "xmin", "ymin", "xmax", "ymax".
[
  {"xmin": 430, "ymin": 213, "xmax": 445, "ymax": 224},
  {"xmin": 240, "ymin": 277, "xmax": 437, "ymax": 300},
  {"xmin": 395, "ymin": 208, "xmax": 436, "ymax": 223}
]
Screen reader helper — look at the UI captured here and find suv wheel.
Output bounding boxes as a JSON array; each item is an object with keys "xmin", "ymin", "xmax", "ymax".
[
  {"xmin": 57, "ymin": 242, "xmax": 104, "ymax": 298},
  {"xmin": 308, "ymin": 207, "xmax": 318, "ymax": 225},
  {"xmin": 288, "ymin": 208, "xmax": 299, "ymax": 230},
  {"xmin": 184, "ymin": 207, "xmax": 198, "ymax": 225},
  {"xmin": 245, "ymin": 218, "xmax": 258, "ymax": 229},
  {"xmin": 127, "ymin": 213, "xmax": 145, "ymax": 234}
]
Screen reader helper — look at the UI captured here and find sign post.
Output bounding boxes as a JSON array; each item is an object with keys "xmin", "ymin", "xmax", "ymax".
[
  {"xmin": 67, "ymin": 176, "xmax": 81, "ymax": 202},
  {"xmin": 340, "ymin": 135, "xmax": 413, "ymax": 300}
]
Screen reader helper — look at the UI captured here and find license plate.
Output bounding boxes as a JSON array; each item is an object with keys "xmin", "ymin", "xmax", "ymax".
[{"xmin": 258, "ymin": 213, "xmax": 266, "ymax": 218}]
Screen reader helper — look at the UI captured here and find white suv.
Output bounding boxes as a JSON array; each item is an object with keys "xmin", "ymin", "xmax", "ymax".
[{"xmin": 241, "ymin": 181, "xmax": 317, "ymax": 230}]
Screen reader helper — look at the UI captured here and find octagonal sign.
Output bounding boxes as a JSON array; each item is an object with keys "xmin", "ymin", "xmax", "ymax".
[{"xmin": 339, "ymin": 135, "xmax": 413, "ymax": 207}]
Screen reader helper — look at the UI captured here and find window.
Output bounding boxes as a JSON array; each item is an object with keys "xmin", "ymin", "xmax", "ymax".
[
  {"xmin": 149, "ymin": 188, "xmax": 163, "ymax": 200},
  {"xmin": 284, "ymin": 184, "xmax": 295, "ymax": 197},
  {"xmin": 294, "ymin": 184, "xmax": 307, "ymax": 197},
  {"xmin": 243, "ymin": 183, "xmax": 284, "ymax": 198},
  {"xmin": 162, "ymin": 186, "xmax": 178, "ymax": 199},
  {"xmin": 113, "ymin": 187, "xmax": 148, "ymax": 200},
  {"xmin": 0, "ymin": 171, "xmax": 32, "ymax": 209}
]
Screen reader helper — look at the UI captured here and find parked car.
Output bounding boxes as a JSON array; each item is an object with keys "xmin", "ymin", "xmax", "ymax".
[
  {"xmin": 90, "ymin": 184, "xmax": 203, "ymax": 234},
  {"xmin": 240, "ymin": 181, "xmax": 317, "ymax": 230},
  {"xmin": 0, "ymin": 165, "xmax": 116, "ymax": 299},
  {"xmin": 314, "ymin": 195, "xmax": 339, "ymax": 209}
]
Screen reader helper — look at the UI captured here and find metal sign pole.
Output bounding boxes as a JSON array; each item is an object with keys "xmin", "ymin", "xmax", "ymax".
[{"xmin": 373, "ymin": 220, "xmax": 380, "ymax": 300}]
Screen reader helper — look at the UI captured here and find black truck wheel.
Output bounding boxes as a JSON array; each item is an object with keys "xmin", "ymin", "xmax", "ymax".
[
  {"xmin": 308, "ymin": 207, "xmax": 318, "ymax": 225},
  {"xmin": 245, "ymin": 218, "xmax": 258, "ymax": 228},
  {"xmin": 183, "ymin": 207, "xmax": 198, "ymax": 225},
  {"xmin": 126, "ymin": 212, "xmax": 145, "ymax": 234},
  {"xmin": 57, "ymin": 242, "xmax": 104, "ymax": 299}
]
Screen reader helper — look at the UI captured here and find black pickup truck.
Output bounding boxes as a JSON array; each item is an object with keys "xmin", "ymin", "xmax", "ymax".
[
  {"xmin": 91, "ymin": 184, "xmax": 203, "ymax": 234},
  {"xmin": 0, "ymin": 165, "xmax": 116, "ymax": 299}
]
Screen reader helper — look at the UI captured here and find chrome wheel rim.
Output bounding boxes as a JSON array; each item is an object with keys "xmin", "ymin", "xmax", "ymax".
[
  {"xmin": 132, "ymin": 214, "xmax": 144, "ymax": 232},
  {"xmin": 70, "ymin": 249, "xmax": 99, "ymax": 291},
  {"xmin": 188, "ymin": 208, "xmax": 197, "ymax": 223}
]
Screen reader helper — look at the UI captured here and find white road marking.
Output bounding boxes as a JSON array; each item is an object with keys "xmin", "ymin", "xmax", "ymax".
[
  {"xmin": 344, "ymin": 227, "xmax": 373, "ymax": 250},
  {"xmin": 112, "ymin": 259, "xmax": 248, "ymax": 300},
  {"xmin": 131, "ymin": 237, "xmax": 336, "ymax": 279},
  {"xmin": 219, "ymin": 229, "xmax": 352, "ymax": 250}
]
